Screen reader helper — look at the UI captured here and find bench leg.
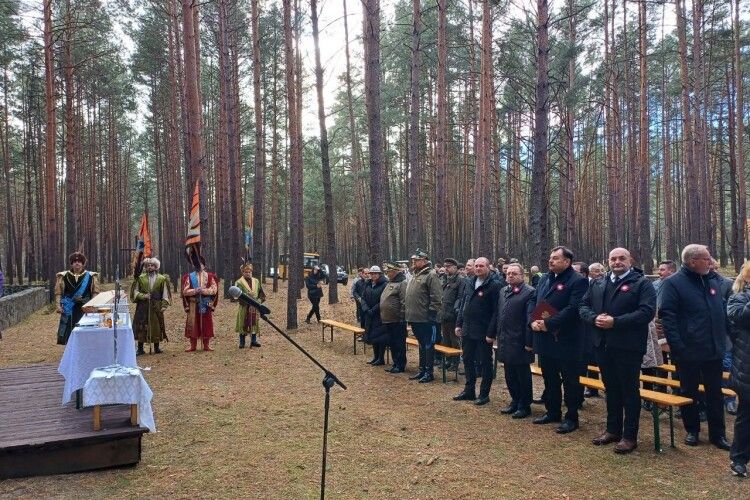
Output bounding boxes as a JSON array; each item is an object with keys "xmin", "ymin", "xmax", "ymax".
[
  {"xmin": 442, "ymin": 361, "xmax": 447, "ymax": 383},
  {"xmin": 669, "ymin": 406, "xmax": 676, "ymax": 448},
  {"xmin": 321, "ymin": 324, "xmax": 325, "ymax": 342},
  {"xmin": 130, "ymin": 404, "xmax": 138, "ymax": 426},
  {"xmin": 652, "ymin": 403, "xmax": 662, "ymax": 453},
  {"xmin": 353, "ymin": 333, "xmax": 357, "ymax": 355},
  {"xmin": 455, "ymin": 358, "xmax": 459, "ymax": 382},
  {"xmin": 93, "ymin": 405, "xmax": 102, "ymax": 431},
  {"xmin": 75, "ymin": 388, "xmax": 82, "ymax": 410}
]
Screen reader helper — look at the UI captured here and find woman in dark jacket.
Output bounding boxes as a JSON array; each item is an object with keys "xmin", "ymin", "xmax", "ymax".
[
  {"xmin": 305, "ymin": 266, "xmax": 324, "ymax": 323},
  {"xmin": 726, "ymin": 262, "xmax": 750, "ymax": 477},
  {"xmin": 361, "ymin": 266, "xmax": 388, "ymax": 365}
]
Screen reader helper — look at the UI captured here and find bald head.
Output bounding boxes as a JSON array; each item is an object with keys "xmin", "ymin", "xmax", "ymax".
[
  {"xmin": 474, "ymin": 257, "xmax": 490, "ymax": 279},
  {"xmin": 608, "ymin": 247, "xmax": 632, "ymax": 276}
]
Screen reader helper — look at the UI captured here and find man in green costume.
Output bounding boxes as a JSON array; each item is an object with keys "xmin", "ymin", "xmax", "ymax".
[
  {"xmin": 130, "ymin": 257, "xmax": 171, "ymax": 355},
  {"xmin": 234, "ymin": 262, "xmax": 266, "ymax": 348}
]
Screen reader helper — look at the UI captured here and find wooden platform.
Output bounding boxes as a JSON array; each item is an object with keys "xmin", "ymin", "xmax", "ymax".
[{"xmin": 0, "ymin": 364, "xmax": 148, "ymax": 479}]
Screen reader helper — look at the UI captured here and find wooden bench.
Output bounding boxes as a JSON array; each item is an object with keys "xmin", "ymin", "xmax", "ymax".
[
  {"xmin": 320, "ymin": 319, "xmax": 365, "ymax": 354},
  {"xmin": 406, "ymin": 337, "xmax": 462, "ymax": 383},
  {"xmin": 586, "ymin": 365, "xmax": 736, "ymax": 398},
  {"xmin": 530, "ymin": 365, "xmax": 693, "ymax": 452},
  {"xmin": 658, "ymin": 363, "xmax": 730, "ymax": 381}
]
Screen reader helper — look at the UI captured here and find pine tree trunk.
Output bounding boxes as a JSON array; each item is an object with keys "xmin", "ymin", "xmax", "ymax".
[
  {"xmin": 407, "ymin": 0, "xmax": 422, "ymax": 253},
  {"xmin": 638, "ymin": 0, "xmax": 652, "ymax": 272},
  {"xmin": 435, "ymin": 0, "xmax": 448, "ymax": 261},
  {"xmin": 363, "ymin": 0, "xmax": 386, "ymax": 265},
  {"xmin": 43, "ymin": 0, "xmax": 59, "ymax": 298},
  {"xmin": 732, "ymin": 0, "xmax": 746, "ymax": 271},
  {"xmin": 311, "ymin": 0, "xmax": 338, "ymax": 303},
  {"xmin": 251, "ymin": 0, "xmax": 266, "ymax": 279},
  {"xmin": 529, "ymin": 0, "xmax": 550, "ymax": 265},
  {"xmin": 284, "ymin": 0, "xmax": 303, "ymax": 328}
]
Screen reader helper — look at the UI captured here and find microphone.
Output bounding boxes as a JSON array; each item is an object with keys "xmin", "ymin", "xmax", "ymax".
[{"xmin": 228, "ymin": 286, "xmax": 271, "ymax": 315}]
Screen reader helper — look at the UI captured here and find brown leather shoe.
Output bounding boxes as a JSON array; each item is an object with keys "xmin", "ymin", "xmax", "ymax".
[
  {"xmin": 592, "ymin": 431, "xmax": 621, "ymax": 446},
  {"xmin": 614, "ymin": 439, "xmax": 638, "ymax": 454}
]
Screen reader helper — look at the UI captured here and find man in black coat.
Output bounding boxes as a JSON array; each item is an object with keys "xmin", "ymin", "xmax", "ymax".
[
  {"xmin": 530, "ymin": 246, "xmax": 589, "ymax": 434},
  {"xmin": 658, "ymin": 244, "xmax": 731, "ymax": 450},
  {"xmin": 580, "ymin": 248, "xmax": 656, "ymax": 454},
  {"xmin": 488, "ymin": 263, "xmax": 535, "ymax": 418},
  {"xmin": 453, "ymin": 257, "xmax": 501, "ymax": 405},
  {"xmin": 352, "ymin": 268, "xmax": 368, "ymax": 328},
  {"xmin": 440, "ymin": 258, "xmax": 462, "ymax": 367}
]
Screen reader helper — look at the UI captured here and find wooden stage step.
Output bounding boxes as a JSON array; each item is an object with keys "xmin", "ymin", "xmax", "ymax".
[{"xmin": 0, "ymin": 364, "xmax": 148, "ymax": 479}]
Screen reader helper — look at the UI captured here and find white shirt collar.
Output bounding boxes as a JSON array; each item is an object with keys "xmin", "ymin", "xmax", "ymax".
[{"xmin": 610, "ymin": 269, "xmax": 631, "ymax": 282}]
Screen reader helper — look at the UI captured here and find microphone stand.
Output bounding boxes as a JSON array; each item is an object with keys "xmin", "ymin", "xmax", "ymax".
[{"xmin": 255, "ymin": 309, "xmax": 346, "ymax": 500}]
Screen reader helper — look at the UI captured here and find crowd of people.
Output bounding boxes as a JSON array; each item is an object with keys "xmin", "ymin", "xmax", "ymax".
[
  {"xmin": 349, "ymin": 244, "xmax": 750, "ymax": 477},
  {"xmin": 48, "ymin": 244, "xmax": 750, "ymax": 476}
]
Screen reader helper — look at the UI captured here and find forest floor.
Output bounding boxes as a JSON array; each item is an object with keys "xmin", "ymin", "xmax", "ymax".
[{"xmin": 0, "ymin": 282, "xmax": 746, "ymax": 499}]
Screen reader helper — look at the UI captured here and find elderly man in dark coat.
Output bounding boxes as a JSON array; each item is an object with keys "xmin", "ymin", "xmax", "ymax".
[
  {"xmin": 580, "ymin": 248, "xmax": 656, "ymax": 454},
  {"xmin": 659, "ymin": 244, "xmax": 730, "ymax": 450},
  {"xmin": 488, "ymin": 263, "xmax": 535, "ymax": 418},
  {"xmin": 530, "ymin": 246, "xmax": 589, "ymax": 434},
  {"xmin": 453, "ymin": 257, "xmax": 501, "ymax": 406}
]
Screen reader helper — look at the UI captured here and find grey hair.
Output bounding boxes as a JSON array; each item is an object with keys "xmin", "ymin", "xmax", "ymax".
[
  {"xmin": 589, "ymin": 262, "xmax": 605, "ymax": 272},
  {"xmin": 507, "ymin": 263, "xmax": 525, "ymax": 274},
  {"xmin": 681, "ymin": 244, "xmax": 708, "ymax": 264}
]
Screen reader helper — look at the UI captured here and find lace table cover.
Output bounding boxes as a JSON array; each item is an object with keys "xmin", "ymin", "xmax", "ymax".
[
  {"xmin": 58, "ymin": 323, "xmax": 137, "ymax": 405},
  {"xmin": 83, "ymin": 365, "xmax": 156, "ymax": 432}
]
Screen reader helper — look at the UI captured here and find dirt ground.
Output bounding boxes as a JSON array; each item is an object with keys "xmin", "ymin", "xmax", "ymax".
[{"xmin": 0, "ymin": 281, "xmax": 746, "ymax": 499}]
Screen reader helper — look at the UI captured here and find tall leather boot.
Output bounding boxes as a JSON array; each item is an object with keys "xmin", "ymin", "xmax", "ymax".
[
  {"xmin": 251, "ymin": 334, "xmax": 261, "ymax": 347},
  {"xmin": 410, "ymin": 346, "xmax": 427, "ymax": 380},
  {"xmin": 419, "ymin": 348, "xmax": 435, "ymax": 383},
  {"xmin": 185, "ymin": 338, "xmax": 198, "ymax": 352},
  {"xmin": 202, "ymin": 338, "xmax": 214, "ymax": 351},
  {"xmin": 154, "ymin": 343, "xmax": 162, "ymax": 354},
  {"xmin": 137, "ymin": 342, "xmax": 145, "ymax": 356},
  {"xmin": 239, "ymin": 334, "xmax": 246, "ymax": 349}
]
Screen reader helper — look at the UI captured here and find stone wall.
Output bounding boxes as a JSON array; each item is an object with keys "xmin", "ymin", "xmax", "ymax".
[{"xmin": 0, "ymin": 287, "xmax": 48, "ymax": 331}]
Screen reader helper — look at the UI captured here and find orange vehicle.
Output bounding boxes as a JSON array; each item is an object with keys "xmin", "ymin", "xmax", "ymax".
[{"xmin": 276, "ymin": 252, "xmax": 321, "ymax": 280}]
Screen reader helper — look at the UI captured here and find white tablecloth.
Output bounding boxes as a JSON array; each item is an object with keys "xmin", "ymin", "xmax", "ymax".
[
  {"xmin": 58, "ymin": 322, "xmax": 137, "ymax": 405},
  {"xmin": 83, "ymin": 365, "xmax": 156, "ymax": 432}
]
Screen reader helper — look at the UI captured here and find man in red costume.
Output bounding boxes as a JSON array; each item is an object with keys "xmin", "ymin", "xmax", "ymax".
[{"xmin": 181, "ymin": 258, "xmax": 219, "ymax": 352}]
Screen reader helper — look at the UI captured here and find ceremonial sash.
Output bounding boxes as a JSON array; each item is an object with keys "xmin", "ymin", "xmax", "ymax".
[
  {"xmin": 190, "ymin": 272, "xmax": 213, "ymax": 314},
  {"xmin": 61, "ymin": 272, "xmax": 91, "ymax": 317}
]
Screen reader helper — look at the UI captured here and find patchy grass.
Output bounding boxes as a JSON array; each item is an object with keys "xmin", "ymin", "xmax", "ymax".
[{"xmin": 0, "ymin": 282, "xmax": 745, "ymax": 498}]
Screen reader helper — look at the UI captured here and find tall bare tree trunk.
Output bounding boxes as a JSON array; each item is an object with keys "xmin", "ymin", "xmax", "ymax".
[
  {"xmin": 251, "ymin": 0, "xmax": 266, "ymax": 279},
  {"xmin": 63, "ymin": 0, "xmax": 77, "ymax": 256},
  {"xmin": 473, "ymin": 0, "xmax": 493, "ymax": 257},
  {"xmin": 311, "ymin": 0, "xmax": 338, "ymax": 303},
  {"xmin": 529, "ymin": 0, "xmax": 550, "ymax": 264},
  {"xmin": 638, "ymin": 0, "xmax": 652, "ymax": 272},
  {"xmin": 363, "ymin": 0, "xmax": 386, "ymax": 265},
  {"xmin": 284, "ymin": 0, "xmax": 303, "ymax": 328},
  {"xmin": 406, "ymin": 0, "xmax": 422, "ymax": 253},
  {"xmin": 732, "ymin": 0, "xmax": 746, "ymax": 271},
  {"xmin": 182, "ymin": 0, "xmax": 206, "ymax": 245},
  {"xmin": 675, "ymin": 0, "xmax": 700, "ymax": 243},
  {"xmin": 44, "ymin": 0, "xmax": 59, "ymax": 298},
  {"xmin": 435, "ymin": 0, "xmax": 448, "ymax": 260}
]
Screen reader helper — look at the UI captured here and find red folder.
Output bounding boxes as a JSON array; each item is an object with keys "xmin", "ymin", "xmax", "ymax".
[{"xmin": 531, "ymin": 301, "xmax": 558, "ymax": 322}]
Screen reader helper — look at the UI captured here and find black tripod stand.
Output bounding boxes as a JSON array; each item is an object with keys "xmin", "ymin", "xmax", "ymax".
[{"xmin": 256, "ymin": 312, "xmax": 346, "ymax": 500}]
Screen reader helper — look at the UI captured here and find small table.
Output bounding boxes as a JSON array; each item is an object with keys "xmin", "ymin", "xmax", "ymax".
[
  {"xmin": 58, "ymin": 315, "xmax": 137, "ymax": 406},
  {"xmin": 83, "ymin": 365, "xmax": 156, "ymax": 432}
]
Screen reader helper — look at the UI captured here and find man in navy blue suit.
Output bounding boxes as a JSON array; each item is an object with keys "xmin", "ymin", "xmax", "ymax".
[{"xmin": 530, "ymin": 246, "xmax": 589, "ymax": 434}]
